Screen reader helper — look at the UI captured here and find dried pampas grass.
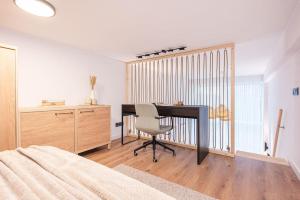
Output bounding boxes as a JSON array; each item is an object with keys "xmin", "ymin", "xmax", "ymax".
[{"xmin": 90, "ymin": 75, "xmax": 97, "ymax": 89}]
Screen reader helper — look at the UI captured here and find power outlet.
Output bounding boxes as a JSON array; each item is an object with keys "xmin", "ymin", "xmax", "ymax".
[
  {"xmin": 115, "ymin": 122, "xmax": 123, "ymax": 127},
  {"xmin": 293, "ymin": 87, "xmax": 299, "ymax": 96}
]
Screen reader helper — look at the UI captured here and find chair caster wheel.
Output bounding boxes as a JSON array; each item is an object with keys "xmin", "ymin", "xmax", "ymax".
[
  {"xmin": 134, "ymin": 152, "xmax": 138, "ymax": 156},
  {"xmin": 153, "ymin": 158, "xmax": 158, "ymax": 162}
]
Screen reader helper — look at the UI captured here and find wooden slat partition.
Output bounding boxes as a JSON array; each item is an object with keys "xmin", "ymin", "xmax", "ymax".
[{"xmin": 125, "ymin": 43, "xmax": 235, "ymax": 155}]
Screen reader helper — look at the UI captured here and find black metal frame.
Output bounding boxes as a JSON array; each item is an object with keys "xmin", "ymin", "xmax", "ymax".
[
  {"xmin": 133, "ymin": 113, "xmax": 175, "ymax": 162},
  {"xmin": 134, "ymin": 135, "xmax": 176, "ymax": 162}
]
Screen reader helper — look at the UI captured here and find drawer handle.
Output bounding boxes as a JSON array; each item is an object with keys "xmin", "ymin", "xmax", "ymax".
[
  {"xmin": 55, "ymin": 112, "xmax": 73, "ymax": 116},
  {"xmin": 80, "ymin": 110, "xmax": 95, "ymax": 114}
]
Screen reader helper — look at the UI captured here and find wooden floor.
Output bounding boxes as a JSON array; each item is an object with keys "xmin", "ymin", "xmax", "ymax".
[{"xmin": 83, "ymin": 138, "xmax": 300, "ymax": 200}]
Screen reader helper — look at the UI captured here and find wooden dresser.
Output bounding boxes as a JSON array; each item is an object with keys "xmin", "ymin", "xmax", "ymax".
[{"xmin": 19, "ymin": 105, "xmax": 111, "ymax": 153}]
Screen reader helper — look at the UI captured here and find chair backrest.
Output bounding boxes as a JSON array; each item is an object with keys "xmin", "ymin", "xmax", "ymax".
[{"xmin": 135, "ymin": 104, "xmax": 160, "ymax": 132}]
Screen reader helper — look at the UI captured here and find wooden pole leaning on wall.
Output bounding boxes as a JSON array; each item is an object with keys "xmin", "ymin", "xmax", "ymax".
[{"xmin": 272, "ymin": 109, "xmax": 283, "ymax": 157}]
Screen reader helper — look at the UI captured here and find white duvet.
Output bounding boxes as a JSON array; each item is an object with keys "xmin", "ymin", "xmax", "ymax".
[{"xmin": 0, "ymin": 146, "xmax": 174, "ymax": 200}]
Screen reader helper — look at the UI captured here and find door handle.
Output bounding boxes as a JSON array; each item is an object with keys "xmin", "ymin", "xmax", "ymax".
[
  {"xmin": 54, "ymin": 112, "xmax": 74, "ymax": 116},
  {"xmin": 80, "ymin": 110, "xmax": 95, "ymax": 114}
]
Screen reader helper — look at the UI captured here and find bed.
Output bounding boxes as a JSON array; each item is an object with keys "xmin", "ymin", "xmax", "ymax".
[{"xmin": 0, "ymin": 146, "xmax": 174, "ymax": 200}]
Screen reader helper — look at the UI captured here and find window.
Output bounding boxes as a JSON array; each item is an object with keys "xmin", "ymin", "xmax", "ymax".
[{"xmin": 235, "ymin": 76, "xmax": 264, "ymax": 154}]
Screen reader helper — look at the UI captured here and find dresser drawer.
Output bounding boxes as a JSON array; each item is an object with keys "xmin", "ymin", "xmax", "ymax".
[
  {"xmin": 20, "ymin": 110, "xmax": 75, "ymax": 152},
  {"xmin": 77, "ymin": 107, "xmax": 110, "ymax": 152}
]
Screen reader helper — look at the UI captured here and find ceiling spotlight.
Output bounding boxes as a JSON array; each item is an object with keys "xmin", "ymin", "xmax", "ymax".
[{"xmin": 14, "ymin": 0, "xmax": 56, "ymax": 17}]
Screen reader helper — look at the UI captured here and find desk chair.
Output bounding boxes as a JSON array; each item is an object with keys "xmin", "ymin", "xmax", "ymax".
[{"xmin": 134, "ymin": 104, "xmax": 176, "ymax": 162}]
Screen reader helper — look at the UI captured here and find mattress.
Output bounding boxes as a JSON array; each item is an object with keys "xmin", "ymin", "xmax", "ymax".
[{"xmin": 0, "ymin": 146, "xmax": 174, "ymax": 200}]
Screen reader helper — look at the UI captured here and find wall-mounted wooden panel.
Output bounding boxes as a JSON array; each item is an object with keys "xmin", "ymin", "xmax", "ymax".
[{"xmin": 0, "ymin": 46, "xmax": 16, "ymax": 151}]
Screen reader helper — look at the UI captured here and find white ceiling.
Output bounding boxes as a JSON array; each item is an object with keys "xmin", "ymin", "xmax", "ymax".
[
  {"xmin": 236, "ymin": 33, "xmax": 281, "ymax": 76},
  {"xmin": 0, "ymin": 0, "xmax": 297, "ymax": 63}
]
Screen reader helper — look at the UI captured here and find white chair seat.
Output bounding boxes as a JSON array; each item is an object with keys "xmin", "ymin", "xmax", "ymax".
[
  {"xmin": 138, "ymin": 125, "xmax": 172, "ymax": 136},
  {"xmin": 159, "ymin": 125, "xmax": 173, "ymax": 133}
]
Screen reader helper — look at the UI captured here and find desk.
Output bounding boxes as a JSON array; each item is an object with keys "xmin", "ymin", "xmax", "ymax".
[{"xmin": 121, "ymin": 104, "xmax": 209, "ymax": 165}]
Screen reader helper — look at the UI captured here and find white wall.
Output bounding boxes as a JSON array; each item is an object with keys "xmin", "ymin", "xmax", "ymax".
[
  {"xmin": 265, "ymin": 2, "xmax": 300, "ymax": 178},
  {"xmin": 0, "ymin": 28, "xmax": 126, "ymax": 140},
  {"xmin": 236, "ymin": 33, "xmax": 280, "ymax": 76}
]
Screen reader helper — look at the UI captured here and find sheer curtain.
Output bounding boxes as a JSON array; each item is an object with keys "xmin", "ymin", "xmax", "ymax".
[{"xmin": 235, "ymin": 76, "xmax": 264, "ymax": 154}]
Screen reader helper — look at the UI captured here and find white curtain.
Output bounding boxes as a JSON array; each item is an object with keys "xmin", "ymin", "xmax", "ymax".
[{"xmin": 235, "ymin": 76, "xmax": 264, "ymax": 154}]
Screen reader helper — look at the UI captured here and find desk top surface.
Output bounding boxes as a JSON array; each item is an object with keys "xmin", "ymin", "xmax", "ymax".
[
  {"xmin": 122, "ymin": 104, "xmax": 208, "ymax": 118},
  {"xmin": 122, "ymin": 104, "xmax": 207, "ymax": 108}
]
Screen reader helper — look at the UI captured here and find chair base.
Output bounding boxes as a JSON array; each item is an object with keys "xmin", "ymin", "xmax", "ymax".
[{"xmin": 134, "ymin": 136, "xmax": 176, "ymax": 162}]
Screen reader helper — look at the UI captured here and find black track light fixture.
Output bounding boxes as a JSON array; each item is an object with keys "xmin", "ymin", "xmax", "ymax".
[
  {"xmin": 136, "ymin": 46, "xmax": 187, "ymax": 59},
  {"xmin": 178, "ymin": 46, "xmax": 186, "ymax": 51}
]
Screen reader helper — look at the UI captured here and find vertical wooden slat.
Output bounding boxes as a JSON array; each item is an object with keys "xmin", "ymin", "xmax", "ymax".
[
  {"xmin": 153, "ymin": 61, "xmax": 156, "ymax": 102},
  {"xmin": 149, "ymin": 62, "xmax": 152, "ymax": 102},
  {"xmin": 164, "ymin": 59, "xmax": 169, "ymax": 140},
  {"xmin": 179, "ymin": 56, "xmax": 184, "ymax": 144},
  {"xmin": 142, "ymin": 62, "xmax": 145, "ymax": 103},
  {"xmin": 125, "ymin": 63, "xmax": 130, "ymax": 136},
  {"xmin": 224, "ymin": 49, "xmax": 230, "ymax": 151},
  {"xmin": 186, "ymin": 56, "xmax": 191, "ymax": 144},
  {"xmin": 145, "ymin": 62, "xmax": 148, "ymax": 103},
  {"xmin": 230, "ymin": 46, "xmax": 235, "ymax": 154},
  {"xmin": 169, "ymin": 58, "xmax": 174, "ymax": 141},
  {"xmin": 217, "ymin": 50, "xmax": 222, "ymax": 149},
  {"xmin": 174, "ymin": 57, "xmax": 179, "ymax": 143},
  {"xmin": 157, "ymin": 60, "xmax": 159, "ymax": 104}
]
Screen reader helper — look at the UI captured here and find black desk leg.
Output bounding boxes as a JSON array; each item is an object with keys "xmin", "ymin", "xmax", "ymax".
[
  {"xmin": 196, "ymin": 110, "xmax": 209, "ymax": 165},
  {"xmin": 121, "ymin": 114, "xmax": 139, "ymax": 145},
  {"xmin": 137, "ymin": 130, "xmax": 140, "ymax": 139},
  {"xmin": 121, "ymin": 114, "xmax": 124, "ymax": 145},
  {"xmin": 197, "ymin": 116, "xmax": 201, "ymax": 165}
]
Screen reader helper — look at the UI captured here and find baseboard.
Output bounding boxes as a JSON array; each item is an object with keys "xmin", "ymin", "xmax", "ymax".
[
  {"xmin": 128, "ymin": 134, "xmax": 235, "ymax": 157},
  {"xmin": 111, "ymin": 134, "xmax": 121, "ymax": 141},
  {"xmin": 289, "ymin": 160, "xmax": 300, "ymax": 180},
  {"xmin": 236, "ymin": 151, "xmax": 289, "ymax": 166}
]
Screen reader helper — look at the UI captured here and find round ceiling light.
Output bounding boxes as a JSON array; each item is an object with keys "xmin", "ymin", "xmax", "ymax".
[{"xmin": 14, "ymin": 0, "xmax": 55, "ymax": 17}]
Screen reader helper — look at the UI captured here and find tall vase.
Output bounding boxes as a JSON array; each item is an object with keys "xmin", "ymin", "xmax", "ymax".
[
  {"xmin": 90, "ymin": 89, "xmax": 97, "ymax": 105},
  {"xmin": 90, "ymin": 89, "xmax": 95, "ymax": 100}
]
